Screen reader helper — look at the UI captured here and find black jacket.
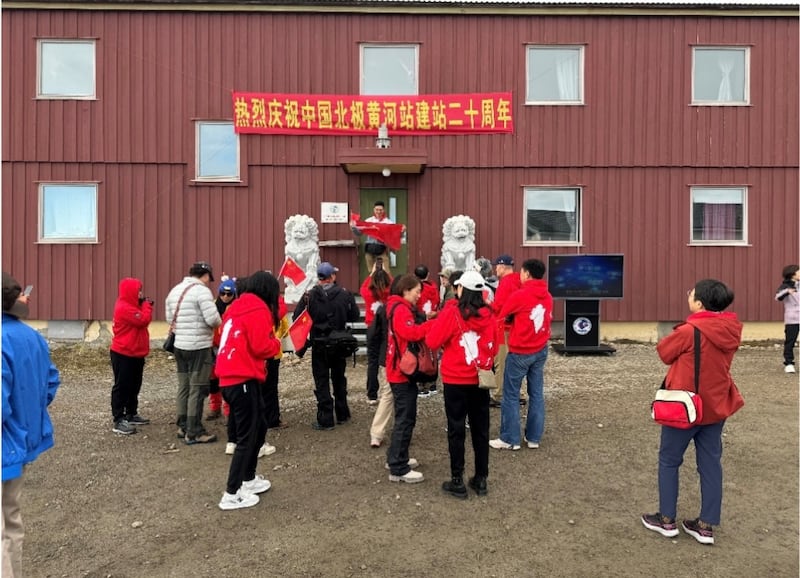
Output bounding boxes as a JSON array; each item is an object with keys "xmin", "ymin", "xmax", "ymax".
[{"xmin": 294, "ymin": 283, "xmax": 359, "ymax": 340}]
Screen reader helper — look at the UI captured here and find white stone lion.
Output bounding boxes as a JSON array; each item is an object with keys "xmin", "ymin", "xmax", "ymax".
[
  {"xmin": 441, "ymin": 215, "xmax": 476, "ymax": 272},
  {"xmin": 283, "ymin": 214, "xmax": 320, "ymax": 303}
]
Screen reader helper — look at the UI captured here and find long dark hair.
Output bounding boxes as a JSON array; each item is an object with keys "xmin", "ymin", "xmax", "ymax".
[
  {"xmin": 369, "ymin": 269, "xmax": 392, "ymax": 301},
  {"xmin": 245, "ymin": 271, "xmax": 281, "ymax": 328},
  {"xmin": 458, "ymin": 287, "xmax": 488, "ymax": 320}
]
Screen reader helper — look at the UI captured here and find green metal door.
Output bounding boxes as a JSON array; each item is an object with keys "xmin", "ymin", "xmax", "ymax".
[{"xmin": 358, "ymin": 188, "xmax": 408, "ymax": 280}]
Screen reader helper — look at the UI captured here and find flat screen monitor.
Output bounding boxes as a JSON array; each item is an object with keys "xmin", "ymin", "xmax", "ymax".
[{"xmin": 547, "ymin": 254, "xmax": 624, "ymax": 300}]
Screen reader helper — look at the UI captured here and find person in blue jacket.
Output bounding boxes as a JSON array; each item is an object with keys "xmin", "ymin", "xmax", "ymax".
[{"xmin": 2, "ymin": 272, "xmax": 60, "ymax": 578}]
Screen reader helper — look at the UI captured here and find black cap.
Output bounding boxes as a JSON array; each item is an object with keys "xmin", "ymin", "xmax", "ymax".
[{"xmin": 190, "ymin": 261, "xmax": 215, "ymax": 282}]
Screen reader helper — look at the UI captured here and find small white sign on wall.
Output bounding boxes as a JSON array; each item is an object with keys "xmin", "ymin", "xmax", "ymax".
[{"xmin": 321, "ymin": 202, "xmax": 348, "ymax": 223}]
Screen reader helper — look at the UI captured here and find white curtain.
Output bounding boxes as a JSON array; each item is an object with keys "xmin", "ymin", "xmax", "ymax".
[
  {"xmin": 717, "ymin": 54, "xmax": 736, "ymax": 102},
  {"xmin": 556, "ymin": 53, "xmax": 579, "ymax": 101}
]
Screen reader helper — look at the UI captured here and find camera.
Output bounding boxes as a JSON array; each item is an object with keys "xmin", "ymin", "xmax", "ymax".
[{"xmin": 376, "ymin": 257, "xmax": 383, "ymax": 270}]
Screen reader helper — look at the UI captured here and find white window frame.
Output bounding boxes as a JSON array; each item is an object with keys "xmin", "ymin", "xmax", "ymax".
[
  {"xmin": 37, "ymin": 39, "xmax": 96, "ymax": 100},
  {"xmin": 525, "ymin": 45, "xmax": 584, "ymax": 105},
  {"xmin": 690, "ymin": 186, "xmax": 748, "ymax": 246},
  {"xmin": 195, "ymin": 121, "xmax": 240, "ymax": 182},
  {"xmin": 523, "ymin": 187, "xmax": 582, "ymax": 246},
  {"xmin": 691, "ymin": 46, "xmax": 750, "ymax": 106},
  {"xmin": 38, "ymin": 183, "xmax": 98, "ymax": 243},
  {"xmin": 360, "ymin": 44, "xmax": 419, "ymax": 95}
]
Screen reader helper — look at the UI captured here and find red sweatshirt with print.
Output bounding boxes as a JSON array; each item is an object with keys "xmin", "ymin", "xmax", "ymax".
[
  {"xmin": 385, "ymin": 295, "xmax": 431, "ymax": 384},
  {"xmin": 498, "ymin": 279, "xmax": 553, "ymax": 355}
]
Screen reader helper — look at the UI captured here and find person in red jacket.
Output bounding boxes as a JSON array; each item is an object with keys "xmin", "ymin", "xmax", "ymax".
[
  {"xmin": 425, "ymin": 270, "xmax": 497, "ymax": 499},
  {"xmin": 110, "ymin": 277, "xmax": 154, "ymax": 435},
  {"xmin": 361, "ymin": 264, "xmax": 392, "ymax": 404},
  {"xmin": 215, "ymin": 271, "xmax": 282, "ymax": 511},
  {"xmin": 490, "ymin": 259, "xmax": 553, "ymax": 451},
  {"xmin": 489, "ymin": 254, "xmax": 523, "ymax": 407},
  {"xmin": 414, "ymin": 264, "xmax": 441, "ymax": 397},
  {"xmin": 642, "ymin": 279, "xmax": 744, "ymax": 546},
  {"xmin": 385, "ymin": 274, "xmax": 432, "ymax": 484}
]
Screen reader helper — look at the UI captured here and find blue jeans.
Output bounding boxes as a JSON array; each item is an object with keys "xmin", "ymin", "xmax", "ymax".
[
  {"xmin": 499, "ymin": 347, "xmax": 548, "ymax": 446},
  {"xmin": 658, "ymin": 420, "xmax": 725, "ymax": 525}
]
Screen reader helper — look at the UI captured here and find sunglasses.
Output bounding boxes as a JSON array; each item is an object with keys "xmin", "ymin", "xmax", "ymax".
[{"xmin": 220, "ymin": 291, "xmax": 234, "ymax": 296}]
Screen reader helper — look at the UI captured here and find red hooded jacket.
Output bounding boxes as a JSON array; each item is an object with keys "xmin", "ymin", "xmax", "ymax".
[
  {"xmin": 110, "ymin": 277, "xmax": 152, "ymax": 358},
  {"xmin": 385, "ymin": 295, "xmax": 431, "ymax": 384},
  {"xmin": 498, "ymin": 279, "xmax": 553, "ymax": 355},
  {"xmin": 215, "ymin": 293, "xmax": 282, "ymax": 386},
  {"xmin": 360, "ymin": 276, "xmax": 391, "ymax": 326},
  {"xmin": 425, "ymin": 300, "xmax": 497, "ymax": 385},
  {"xmin": 657, "ymin": 310, "xmax": 744, "ymax": 425},
  {"xmin": 491, "ymin": 272, "xmax": 522, "ymax": 345},
  {"xmin": 418, "ymin": 280, "xmax": 440, "ymax": 316}
]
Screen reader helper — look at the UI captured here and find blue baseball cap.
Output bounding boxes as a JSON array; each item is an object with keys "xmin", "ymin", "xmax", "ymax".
[{"xmin": 317, "ymin": 262, "xmax": 339, "ymax": 279}]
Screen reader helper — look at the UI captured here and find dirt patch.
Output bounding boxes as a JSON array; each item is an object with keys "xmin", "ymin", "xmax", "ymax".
[{"xmin": 20, "ymin": 342, "xmax": 799, "ymax": 577}]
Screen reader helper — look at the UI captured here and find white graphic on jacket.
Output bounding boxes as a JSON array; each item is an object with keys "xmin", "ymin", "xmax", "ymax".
[
  {"xmin": 530, "ymin": 304, "xmax": 546, "ymax": 332},
  {"xmin": 370, "ymin": 301, "xmax": 381, "ymax": 315},
  {"xmin": 459, "ymin": 330, "xmax": 481, "ymax": 366}
]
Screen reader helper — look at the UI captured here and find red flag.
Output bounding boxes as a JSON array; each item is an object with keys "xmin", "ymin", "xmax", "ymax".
[
  {"xmin": 350, "ymin": 213, "xmax": 404, "ymax": 251},
  {"xmin": 279, "ymin": 256, "xmax": 306, "ymax": 285},
  {"xmin": 288, "ymin": 309, "xmax": 313, "ymax": 351}
]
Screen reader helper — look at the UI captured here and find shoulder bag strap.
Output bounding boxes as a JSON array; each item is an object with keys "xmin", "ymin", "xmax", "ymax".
[
  {"xmin": 170, "ymin": 284, "xmax": 194, "ymax": 331},
  {"xmin": 388, "ymin": 302, "xmax": 403, "ymax": 371},
  {"xmin": 693, "ymin": 326, "xmax": 701, "ymax": 394}
]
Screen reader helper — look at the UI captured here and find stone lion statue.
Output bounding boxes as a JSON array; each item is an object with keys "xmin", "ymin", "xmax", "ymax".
[
  {"xmin": 441, "ymin": 215, "xmax": 476, "ymax": 272},
  {"xmin": 283, "ymin": 214, "xmax": 320, "ymax": 303}
]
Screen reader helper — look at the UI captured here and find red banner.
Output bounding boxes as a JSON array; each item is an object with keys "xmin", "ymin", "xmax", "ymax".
[
  {"xmin": 350, "ymin": 213, "xmax": 404, "ymax": 251},
  {"xmin": 233, "ymin": 92, "xmax": 513, "ymax": 135}
]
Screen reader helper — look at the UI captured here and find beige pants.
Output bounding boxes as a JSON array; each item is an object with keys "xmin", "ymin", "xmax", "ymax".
[
  {"xmin": 2, "ymin": 476, "xmax": 24, "ymax": 578},
  {"xmin": 369, "ymin": 368, "xmax": 394, "ymax": 442}
]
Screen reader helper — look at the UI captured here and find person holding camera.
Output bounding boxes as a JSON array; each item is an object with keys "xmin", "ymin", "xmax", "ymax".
[
  {"xmin": 360, "ymin": 261, "xmax": 393, "ymax": 404},
  {"xmin": 110, "ymin": 277, "xmax": 154, "ymax": 435},
  {"xmin": 775, "ymin": 264, "xmax": 799, "ymax": 373}
]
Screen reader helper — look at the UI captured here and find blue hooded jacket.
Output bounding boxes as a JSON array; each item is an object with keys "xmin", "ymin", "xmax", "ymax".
[{"xmin": 2, "ymin": 313, "xmax": 60, "ymax": 481}]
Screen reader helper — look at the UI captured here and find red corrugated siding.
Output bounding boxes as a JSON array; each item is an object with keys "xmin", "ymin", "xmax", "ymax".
[{"xmin": 2, "ymin": 9, "xmax": 798, "ymax": 322}]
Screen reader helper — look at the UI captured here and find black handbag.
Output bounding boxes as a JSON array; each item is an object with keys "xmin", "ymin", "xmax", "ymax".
[{"xmin": 162, "ymin": 331, "xmax": 176, "ymax": 353}]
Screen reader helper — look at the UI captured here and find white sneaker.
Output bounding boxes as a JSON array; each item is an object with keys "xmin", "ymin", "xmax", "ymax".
[
  {"xmin": 258, "ymin": 443, "xmax": 276, "ymax": 458},
  {"xmin": 219, "ymin": 490, "xmax": 259, "ymax": 511},
  {"xmin": 385, "ymin": 458, "xmax": 419, "ymax": 470},
  {"xmin": 388, "ymin": 469, "xmax": 425, "ymax": 483},
  {"xmin": 241, "ymin": 475, "xmax": 272, "ymax": 495},
  {"xmin": 225, "ymin": 442, "xmax": 236, "ymax": 455},
  {"xmin": 489, "ymin": 438, "xmax": 521, "ymax": 451},
  {"xmin": 524, "ymin": 438, "xmax": 540, "ymax": 449},
  {"xmin": 785, "ymin": 364, "xmax": 796, "ymax": 373}
]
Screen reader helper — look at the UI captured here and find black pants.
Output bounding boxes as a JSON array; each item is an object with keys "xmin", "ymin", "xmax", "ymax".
[
  {"xmin": 263, "ymin": 358, "xmax": 282, "ymax": 428},
  {"xmin": 311, "ymin": 346, "xmax": 350, "ymax": 427},
  {"xmin": 387, "ymin": 381, "xmax": 418, "ymax": 475},
  {"xmin": 110, "ymin": 350, "xmax": 145, "ymax": 422},
  {"xmin": 784, "ymin": 324, "xmax": 799, "ymax": 365},
  {"xmin": 222, "ymin": 380, "xmax": 264, "ymax": 494},
  {"xmin": 443, "ymin": 384, "xmax": 490, "ymax": 479},
  {"xmin": 366, "ymin": 340, "xmax": 380, "ymax": 400}
]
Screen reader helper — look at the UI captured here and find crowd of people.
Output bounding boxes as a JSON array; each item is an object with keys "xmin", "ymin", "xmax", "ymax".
[{"xmin": 2, "ymin": 250, "xmax": 794, "ymax": 569}]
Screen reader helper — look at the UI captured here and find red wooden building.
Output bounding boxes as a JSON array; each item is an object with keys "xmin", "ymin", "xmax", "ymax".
[{"xmin": 2, "ymin": 0, "xmax": 798, "ymax": 337}]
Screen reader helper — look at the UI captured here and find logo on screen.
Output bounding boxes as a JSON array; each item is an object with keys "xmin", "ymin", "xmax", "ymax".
[{"xmin": 572, "ymin": 317, "xmax": 592, "ymax": 336}]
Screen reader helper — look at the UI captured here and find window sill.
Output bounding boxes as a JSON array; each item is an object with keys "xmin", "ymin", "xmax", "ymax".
[
  {"xmin": 690, "ymin": 102, "xmax": 751, "ymax": 107},
  {"xmin": 525, "ymin": 101, "xmax": 584, "ymax": 106},
  {"xmin": 190, "ymin": 179, "xmax": 246, "ymax": 187},
  {"xmin": 688, "ymin": 242, "xmax": 751, "ymax": 247},
  {"xmin": 37, "ymin": 239, "xmax": 98, "ymax": 244},
  {"xmin": 523, "ymin": 241, "xmax": 582, "ymax": 247}
]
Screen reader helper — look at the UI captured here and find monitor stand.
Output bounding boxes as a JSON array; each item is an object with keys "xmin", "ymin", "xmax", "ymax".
[{"xmin": 551, "ymin": 300, "xmax": 616, "ymax": 355}]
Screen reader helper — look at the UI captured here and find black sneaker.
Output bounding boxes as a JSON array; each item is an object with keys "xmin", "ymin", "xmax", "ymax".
[
  {"xmin": 682, "ymin": 518, "xmax": 714, "ymax": 545},
  {"xmin": 468, "ymin": 476, "xmax": 488, "ymax": 496},
  {"xmin": 112, "ymin": 419, "xmax": 137, "ymax": 435},
  {"xmin": 641, "ymin": 512, "xmax": 679, "ymax": 538},
  {"xmin": 127, "ymin": 415, "xmax": 150, "ymax": 425},
  {"xmin": 312, "ymin": 422, "xmax": 334, "ymax": 431},
  {"xmin": 442, "ymin": 478, "xmax": 468, "ymax": 500}
]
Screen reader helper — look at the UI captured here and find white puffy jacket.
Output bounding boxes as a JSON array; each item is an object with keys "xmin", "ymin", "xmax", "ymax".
[{"xmin": 164, "ymin": 277, "xmax": 221, "ymax": 350}]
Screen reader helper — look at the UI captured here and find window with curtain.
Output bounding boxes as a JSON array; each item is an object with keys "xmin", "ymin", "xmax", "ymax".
[
  {"xmin": 39, "ymin": 184, "xmax": 98, "ymax": 242},
  {"xmin": 196, "ymin": 121, "xmax": 240, "ymax": 181},
  {"xmin": 691, "ymin": 187, "xmax": 747, "ymax": 244},
  {"xmin": 360, "ymin": 44, "xmax": 418, "ymax": 95},
  {"xmin": 692, "ymin": 47, "xmax": 749, "ymax": 105},
  {"xmin": 524, "ymin": 188, "xmax": 581, "ymax": 244},
  {"xmin": 526, "ymin": 46, "xmax": 583, "ymax": 104},
  {"xmin": 37, "ymin": 39, "xmax": 96, "ymax": 99}
]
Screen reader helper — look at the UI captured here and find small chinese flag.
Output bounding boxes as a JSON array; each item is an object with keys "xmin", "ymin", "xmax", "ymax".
[
  {"xmin": 279, "ymin": 256, "xmax": 306, "ymax": 285},
  {"xmin": 288, "ymin": 309, "xmax": 313, "ymax": 351}
]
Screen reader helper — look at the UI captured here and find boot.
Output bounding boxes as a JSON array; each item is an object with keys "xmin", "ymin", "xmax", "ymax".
[
  {"xmin": 442, "ymin": 475, "xmax": 468, "ymax": 500},
  {"xmin": 468, "ymin": 475, "xmax": 488, "ymax": 496}
]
